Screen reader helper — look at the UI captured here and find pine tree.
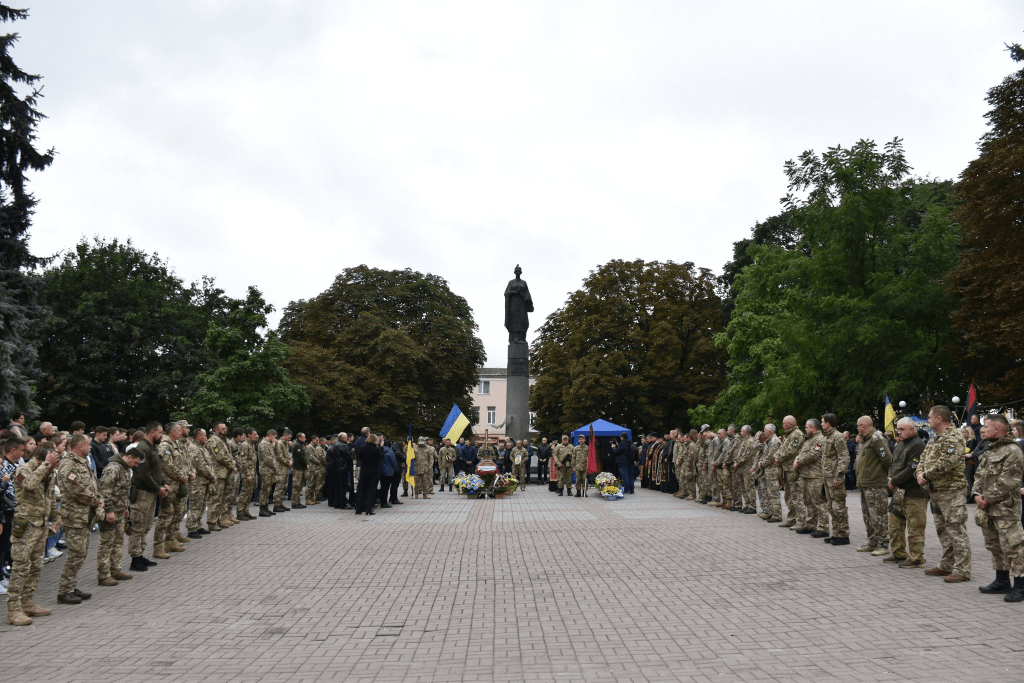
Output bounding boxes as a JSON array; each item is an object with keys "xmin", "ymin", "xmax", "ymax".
[{"xmin": 0, "ymin": 5, "xmax": 55, "ymax": 418}]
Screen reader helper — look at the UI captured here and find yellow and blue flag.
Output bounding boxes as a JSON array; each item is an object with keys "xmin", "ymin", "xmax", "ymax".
[
  {"xmin": 440, "ymin": 403, "xmax": 470, "ymax": 443},
  {"xmin": 884, "ymin": 394, "xmax": 896, "ymax": 434},
  {"xmin": 406, "ymin": 423, "xmax": 416, "ymax": 491}
]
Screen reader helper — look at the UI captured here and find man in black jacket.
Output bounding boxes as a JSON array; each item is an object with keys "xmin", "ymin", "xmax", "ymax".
[
  {"xmin": 885, "ymin": 418, "xmax": 928, "ymax": 568},
  {"xmin": 536, "ymin": 438, "xmax": 551, "ymax": 485},
  {"xmin": 128, "ymin": 422, "xmax": 170, "ymax": 571},
  {"xmin": 89, "ymin": 426, "xmax": 115, "ymax": 479},
  {"xmin": 326, "ymin": 434, "xmax": 352, "ymax": 510}
]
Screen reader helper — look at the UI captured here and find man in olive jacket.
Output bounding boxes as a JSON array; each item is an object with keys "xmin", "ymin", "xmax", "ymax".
[
  {"xmin": 128, "ymin": 422, "xmax": 169, "ymax": 570},
  {"xmin": 886, "ymin": 418, "xmax": 928, "ymax": 567},
  {"xmin": 855, "ymin": 416, "xmax": 893, "ymax": 553}
]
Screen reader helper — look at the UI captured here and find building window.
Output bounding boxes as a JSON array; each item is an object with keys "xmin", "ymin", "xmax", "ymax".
[
  {"xmin": 472, "ymin": 406, "xmax": 480, "ymax": 424},
  {"xmin": 486, "ymin": 406, "xmax": 496, "ymax": 424},
  {"xmin": 477, "ymin": 380, "xmax": 491, "ymax": 394}
]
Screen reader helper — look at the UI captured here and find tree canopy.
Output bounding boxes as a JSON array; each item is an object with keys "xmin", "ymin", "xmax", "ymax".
[
  {"xmin": 278, "ymin": 265, "xmax": 485, "ymax": 437},
  {"xmin": 0, "ymin": 5, "xmax": 55, "ymax": 418},
  {"xmin": 947, "ymin": 43, "xmax": 1024, "ymax": 403},
  {"xmin": 530, "ymin": 259, "xmax": 726, "ymax": 436},
  {"xmin": 695, "ymin": 140, "xmax": 961, "ymax": 428}
]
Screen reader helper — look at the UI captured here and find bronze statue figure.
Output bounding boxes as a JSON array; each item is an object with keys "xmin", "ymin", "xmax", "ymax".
[{"xmin": 503, "ymin": 264, "xmax": 534, "ymax": 343}]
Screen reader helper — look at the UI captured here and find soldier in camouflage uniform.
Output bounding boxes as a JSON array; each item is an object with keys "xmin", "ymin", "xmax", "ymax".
[
  {"xmin": 97, "ymin": 449, "xmax": 141, "ymax": 585},
  {"xmin": 273, "ymin": 430, "xmax": 293, "ymax": 511},
  {"xmin": 223, "ymin": 428, "xmax": 242, "ymax": 522},
  {"xmin": 439, "ymin": 438, "xmax": 459, "ymax": 492},
  {"xmin": 257, "ymin": 431, "xmax": 279, "ymax": 516},
  {"xmin": 917, "ymin": 405, "xmax": 971, "ymax": 582},
  {"xmin": 887, "ymin": 418, "xmax": 927, "ymax": 564},
  {"xmin": 855, "ymin": 415, "xmax": 893, "ymax": 553},
  {"xmin": 238, "ymin": 428, "xmax": 259, "ymax": 517},
  {"xmin": 207, "ymin": 422, "xmax": 237, "ymax": 526},
  {"xmin": 554, "ymin": 435, "xmax": 572, "ymax": 496},
  {"xmin": 154, "ymin": 423, "xmax": 188, "ymax": 557},
  {"xmin": 186, "ymin": 428, "xmax": 215, "ymax": 538},
  {"xmin": 509, "ymin": 440, "xmax": 528, "ymax": 491},
  {"xmin": 821, "ymin": 413, "xmax": 851, "ymax": 545},
  {"xmin": 758, "ymin": 425, "xmax": 783, "ymax": 522},
  {"xmin": 5, "ymin": 445, "xmax": 60, "ymax": 625},
  {"xmin": 172, "ymin": 421, "xmax": 197, "ymax": 544},
  {"xmin": 672, "ymin": 434, "xmax": 689, "ymax": 498},
  {"xmin": 751, "ymin": 432, "xmax": 768, "ymax": 516},
  {"xmin": 732, "ymin": 426, "xmax": 758, "ymax": 513},
  {"xmin": 304, "ymin": 436, "xmax": 324, "ymax": 505},
  {"xmin": 713, "ymin": 428, "xmax": 735, "ymax": 509},
  {"xmin": 792, "ymin": 419, "xmax": 828, "ymax": 535},
  {"xmin": 697, "ymin": 430, "xmax": 713, "ymax": 503},
  {"xmin": 572, "ymin": 436, "xmax": 589, "ymax": 497},
  {"xmin": 775, "ymin": 416, "xmax": 805, "ymax": 527},
  {"xmin": 413, "ymin": 437, "xmax": 435, "ymax": 499},
  {"xmin": 972, "ymin": 414, "xmax": 1024, "ymax": 601},
  {"xmin": 56, "ymin": 434, "xmax": 105, "ymax": 603}
]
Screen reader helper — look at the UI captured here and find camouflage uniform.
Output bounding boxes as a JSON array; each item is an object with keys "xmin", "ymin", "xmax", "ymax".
[
  {"xmin": 439, "ymin": 444, "xmax": 459, "ymax": 488},
  {"xmin": 414, "ymin": 443, "xmax": 435, "ymax": 498},
  {"xmin": 916, "ymin": 424, "xmax": 970, "ymax": 577},
  {"xmin": 572, "ymin": 444, "xmax": 589, "ymax": 495},
  {"xmin": 758, "ymin": 435, "xmax": 783, "ymax": 520},
  {"xmin": 698, "ymin": 438, "xmax": 713, "ymax": 501},
  {"xmin": 5, "ymin": 457, "xmax": 58, "ymax": 616},
  {"xmin": 56, "ymin": 452, "xmax": 104, "ymax": 595},
  {"xmin": 555, "ymin": 443, "xmax": 574, "ymax": 493},
  {"xmin": 237, "ymin": 438, "xmax": 258, "ymax": 512},
  {"xmin": 187, "ymin": 439, "xmax": 215, "ymax": 533},
  {"xmin": 207, "ymin": 433, "xmax": 235, "ymax": 522},
  {"xmin": 684, "ymin": 440, "xmax": 700, "ymax": 500},
  {"xmin": 672, "ymin": 441, "xmax": 688, "ymax": 498},
  {"xmin": 973, "ymin": 436, "xmax": 1024, "ymax": 577},
  {"xmin": 821, "ymin": 426, "xmax": 851, "ymax": 539},
  {"xmin": 273, "ymin": 439, "xmax": 291, "ymax": 508},
  {"xmin": 856, "ymin": 429, "xmax": 892, "ymax": 550},
  {"xmin": 707, "ymin": 436, "xmax": 723, "ymax": 503},
  {"xmin": 306, "ymin": 442, "xmax": 325, "ymax": 504},
  {"xmin": 154, "ymin": 436, "xmax": 188, "ymax": 550},
  {"xmin": 714, "ymin": 435, "xmax": 734, "ymax": 507},
  {"xmin": 732, "ymin": 435, "xmax": 757, "ymax": 511},
  {"xmin": 224, "ymin": 437, "xmax": 241, "ymax": 518},
  {"xmin": 257, "ymin": 439, "xmax": 278, "ymax": 507},
  {"xmin": 793, "ymin": 431, "xmax": 828, "ymax": 532},
  {"xmin": 776, "ymin": 426, "xmax": 805, "ymax": 526},
  {"xmin": 97, "ymin": 456, "xmax": 132, "ymax": 580}
]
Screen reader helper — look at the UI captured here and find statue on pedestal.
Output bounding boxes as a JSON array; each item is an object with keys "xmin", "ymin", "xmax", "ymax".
[{"xmin": 503, "ymin": 265, "xmax": 534, "ymax": 343}]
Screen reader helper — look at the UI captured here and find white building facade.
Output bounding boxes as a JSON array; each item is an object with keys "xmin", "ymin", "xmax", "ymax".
[{"xmin": 470, "ymin": 367, "xmax": 536, "ymax": 443}]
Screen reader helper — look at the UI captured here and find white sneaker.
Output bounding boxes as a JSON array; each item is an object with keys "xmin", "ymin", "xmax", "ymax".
[
  {"xmin": 46, "ymin": 547, "xmax": 63, "ymax": 561},
  {"xmin": 870, "ymin": 547, "xmax": 890, "ymax": 556}
]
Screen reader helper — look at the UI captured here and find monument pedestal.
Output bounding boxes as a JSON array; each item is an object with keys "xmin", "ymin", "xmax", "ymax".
[{"xmin": 506, "ymin": 341, "xmax": 530, "ymax": 442}]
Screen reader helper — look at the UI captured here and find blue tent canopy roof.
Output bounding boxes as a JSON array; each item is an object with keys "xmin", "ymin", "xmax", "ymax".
[{"xmin": 571, "ymin": 419, "xmax": 632, "ymax": 443}]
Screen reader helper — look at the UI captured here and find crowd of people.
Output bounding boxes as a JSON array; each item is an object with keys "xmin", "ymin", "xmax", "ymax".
[{"xmin": 4, "ymin": 406, "xmax": 1024, "ymax": 627}]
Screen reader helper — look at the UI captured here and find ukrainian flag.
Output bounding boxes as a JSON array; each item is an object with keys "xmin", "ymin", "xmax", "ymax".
[
  {"xmin": 406, "ymin": 424, "xmax": 416, "ymax": 491},
  {"xmin": 440, "ymin": 403, "xmax": 470, "ymax": 443},
  {"xmin": 884, "ymin": 394, "xmax": 896, "ymax": 434}
]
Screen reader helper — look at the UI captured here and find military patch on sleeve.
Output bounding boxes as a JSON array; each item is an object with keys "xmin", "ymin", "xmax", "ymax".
[
  {"xmin": 16, "ymin": 473, "xmax": 24, "ymax": 483},
  {"xmin": 946, "ymin": 445, "xmax": 956, "ymax": 454},
  {"xmin": 68, "ymin": 473, "xmax": 76, "ymax": 481},
  {"xmin": 814, "ymin": 444, "xmax": 822, "ymax": 451}
]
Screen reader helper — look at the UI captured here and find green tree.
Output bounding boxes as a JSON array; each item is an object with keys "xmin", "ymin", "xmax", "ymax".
[
  {"xmin": 947, "ymin": 43, "xmax": 1024, "ymax": 402},
  {"xmin": 36, "ymin": 238, "xmax": 227, "ymax": 426},
  {"xmin": 530, "ymin": 259, "xmax": 726, "ymax": 436},
  {"xmin": 178, "ymin": 286, "xmax": 309, "ymax": 432},
  {"xmin": 278, "ymin": 266, "xmax": 485, "ymax": 436},
  {"xmin": 0, "ymin": 5, "xmax": 55, "ymax": 418},
  {"xmin": 699, "ymin": 140, "xmax": 961, "ymax": 427},
  {"xmin": 718, "ymin": 212, "xmax": 800, "ymax": 320}
]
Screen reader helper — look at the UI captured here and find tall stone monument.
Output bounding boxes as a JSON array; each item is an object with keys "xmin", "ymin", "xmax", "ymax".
[{"xmin": 503, "ymin": 265, "xmax": 534, "ymax": 442}]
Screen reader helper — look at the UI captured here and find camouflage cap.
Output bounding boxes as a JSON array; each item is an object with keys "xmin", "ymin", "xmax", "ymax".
[{"xmin": 177, "ymin": 420, "xmax": 191, "ymax": 427}]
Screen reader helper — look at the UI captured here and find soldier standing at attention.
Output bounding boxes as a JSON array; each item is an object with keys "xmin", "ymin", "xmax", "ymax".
[
  {"xmin": 305, "ymin": 435, "xmax": 323, "ymax": 505},
  {"xmin": 273, "ymin": 430, "xmax": 293, "ymax": 512},
  {"xmin": 96, "ymin": 447, "xmax": 141, "ymax": 586},
  {"xmin": 128, "ymin": 422, "xmax": 168, "ymax": 571},
  {"xmin": 854, "ymin": 415, "xmax": 893, "ymax": 554},
  {"xmin": 510, "ymin": 440, "xmax": 528, "ymax": 491},
  {"xmin": 820, "ymin": 413, "xmax": 851, "ymax": 546},
  {"xmin": 918, "ymin": 405, "xmax": 972, "ymax": 582},
  {"xmin": 413, "ymin": 437, "xmax": 434, "ymax": 499},
  {"xmin": 554, "ymin": 435, "xmax": 572, "ymax": 496},
  {"xmin": 222, "ymin": 427, "xmax": 242, "ymax": 524},
  {"xmin": 885, "ymin": 417, "xmax": 927, "ymax": 567},
  {"xmin": 172, "ymin": 421, "xmax": 197, "ymax": 543},
  {"xmin": 792, "ymin": 419, "xmax": 828, "ymax": 536},
  {"xmin": 257, "ymin": 430, "xmax": 279, "ymax": 517},
  {"xmin": 186, "ymin": 428, "xmax": 215, "ymax": 539},
  {"xmin": 237, "ymin": 428, "xmax": 259, "ymax": 517},
  {"xmin": 5, "ymin": 444, "xmax": 60, "ymax": 626},
  {"xmin": 206, "ymin": 422, "xmax": 235, "ymax": 529},
  {"xmin": 572, "ymin": 436, "xmax": 589, "ymax": 497},
  {"xmin": 154, "ymin": 423, "xmax": 188, "ymax": 556},
  {"xmin": 712, "ymin": 428, "xmax": 732, "ymax": 509},
  {"xmin": 972, "ymin": 414, "xmax": 1024, "ymax": 601},
  {"xmin": 732, "ymin": 426, "xmax": 758, "ymax": 514},
  {"xmin": 55, "ymin": 434, "xmax": 104, "ymax": 604},
  {"xmin": 758, "ymin": 425, "xmax": 783, "ymax": 523},
  {"xmin": 775, "ymin": 416, "xmax": 805, "ymax": 527},
  {"xmin": 290, "ymin": 432, "xmax": 308, "ymax": 508},
  {"xmin": 438, "ymin": 438, "xmax": 458, "ymax": 492}
]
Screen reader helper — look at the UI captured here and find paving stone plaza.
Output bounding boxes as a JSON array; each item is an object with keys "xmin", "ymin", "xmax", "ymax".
[{"xmin": 4, "ymin": 486, "xmax": 1023, "ymax": 682}]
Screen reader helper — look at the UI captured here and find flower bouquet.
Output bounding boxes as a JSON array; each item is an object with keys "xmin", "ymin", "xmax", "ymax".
[
  {"xmin": 600, "ymin": 484, "xmax": 624, "ymax": 500},
  {"xmin": 594, "ymin": 472, "xmax": 620, "ymax": 491},
  {"xmin": 492, "ymin": 474, "xmax": 513, "ymax": 497},
  {"xmin": 460, "ymin": 474, "xmax": 484, "ymax": 497}
]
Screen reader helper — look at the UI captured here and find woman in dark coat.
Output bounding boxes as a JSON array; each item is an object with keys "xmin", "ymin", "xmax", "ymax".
[
  {"xmin": 354, "ymin": 435, "xmax": 382, "ymax": 515},
  {"xmin": 326, "ymin": 438, "xmax": 352, "ymax": 510}
]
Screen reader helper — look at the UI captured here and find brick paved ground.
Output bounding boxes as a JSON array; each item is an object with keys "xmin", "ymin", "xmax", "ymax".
[{"xmin": 4, "ymin": 484, "xmax": 1024, "ymax": 682}]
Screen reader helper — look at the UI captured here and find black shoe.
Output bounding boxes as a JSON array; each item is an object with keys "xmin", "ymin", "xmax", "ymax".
[
  {"xmin": 794, "ymin": 528, "xmax": 813, "ymax": 534},
  {"xmin": 198, "ymin": 528, "xmax": 211, "ymax": 535},
  {"xmin": 400, "ymin": 492, "xmax": 408, "ymax": 497},
  {"xmin": 810, "ymin": 531, "xmax": 829, "ymax": 538},
  {"xmin": 575, "ymin": 491, "xmax": 582, "ymax": 497},
  {"xmin": 56, "ymin": 541, "xmax": 68, "ymax": 551},
  {"xmin": 57, "ymin": 592, "xmax": 82, "ymax": 604},
  {"xmin": 380, "ymin": 503, "xmax": 392, "ymax": 509},
  {"xmin": 141, "ymin": 556, "xmax": 158, "ymax": 566},
  {"xmin": 980, "ymin": 574, "xmax": 1012, "ymax": 594},
  {"xmin": 366, "ymin": 510, "xmax": 375, "ymax": 516},
  {"xmin": 342, "ymin": 505, "xmax": 353, "ymax": 510},
  {"xmin": 1005, "ymin": 586, "xmax": 1024, "ymax": 602},
  {"xmin": 73, "ymin": 588, "xmax": 92, "ymax": 600},
  {"xmin": 743, "ymin": 509, "xmax": 756, "ymax": 514},
  {"xmin": 558, "ymin": 490, "xmax": 563, "ymax": 496},
  {"xmin": 259, "ymin": 506, "xmax": 272, "ymax": 517},
  {"xmin": 187, "ymin": 531, "xmax": 202, "ymax": 539},
  {"xmin": 129, "ymin": 556, "xmax": 149, "ymax": 572},
  {"xmin": 830, "ymin": 537, "xmax": 850, "ymax": 546},
  {"xmin": 823, "ymin": 536, "xmax": 833, "ymax": 543},
  {"xmin": 294, "ymin": 504, "xmax": 306, "ymax": 509},
  {"xmin": 391, "ymin": 500, "xmax": 403, "ymax": 505}
]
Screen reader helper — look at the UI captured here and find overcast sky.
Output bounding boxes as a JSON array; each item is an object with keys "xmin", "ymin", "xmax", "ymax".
[{"xmin": 17, "ymin": 1, "xmax": 1024, "ymax": 366}]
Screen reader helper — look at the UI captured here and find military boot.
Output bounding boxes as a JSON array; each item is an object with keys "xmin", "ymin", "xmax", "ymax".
[
  {"xmin": 1005, "ymin": 577, "xmax": 1024, "ymax": 602},
  {"xmin": 21, "ymin": 599, "xmax": 51, "ymax": 617},
  {"xmin": 153, "ymin": 544, "xmax": 171, "ymax": 559},
  {"xmin": 129, "ymin": 556, "xmax": 149, "ymax": 572},
  {"xmin": 557, "ymin": 488, "xmax": 563, "ymax": 496},
  {"xmin": 6, "ymin": 601, "xmax": 32, "ymax": 626},
  {"xmin": 98, "ymin": 576, "xmax": 119, "ymax": 586},
  {"xmin": 979, "ymin": 570, "xmax": 1011, "ymax": 594},
  {"xmin": 175, "ymin": 532, "xmax": 190, "ymax": 543},
  {"xmin": 112, "ymin": 571, "xmax": 134, "ymax": 580},
  {"xmin": 259, "ymin": 505, "xmax": 273, "ymax": 517},
  {"xmin": 166, "ymin": 540, "xmax": 186, "ymax": 552},
  {"xmin": 219, "ymin": 517, "xmax": 234, "ymax": 527},
  {"xmin": 449, "ymin": 485, "xmax": 453, "ymax": 492},
  {"xmin": 208, "ymin": 522, "xmax": 222, "ymax": 531}
]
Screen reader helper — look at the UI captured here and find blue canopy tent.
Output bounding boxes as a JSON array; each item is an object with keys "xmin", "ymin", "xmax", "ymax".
[{"xmin": 571, "ymin": 419, "xmax": 632, "ymax": 443}]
